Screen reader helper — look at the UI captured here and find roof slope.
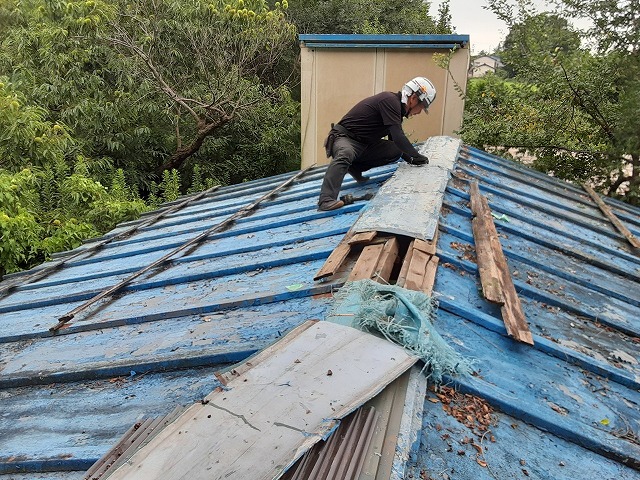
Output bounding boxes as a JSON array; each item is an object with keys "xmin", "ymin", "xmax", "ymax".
[{"xmin": 0, "ymin": 139, "xmax": 638, "ymax": 479}]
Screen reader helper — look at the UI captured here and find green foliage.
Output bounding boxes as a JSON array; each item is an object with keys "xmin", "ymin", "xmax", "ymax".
[
  {"xmin": 0, "ymin": 165, "xmax": 148, "ymax": 275},
  {"xmin": 462, "ymin": 0, "xmax": 639, "ymax": 203},
  {"xmin": 191, "ymin": 86, "xmax": 301, "ymax": 185},
  {"xmin": 499, "ymin": 12, "xmax": 581, "ymax": 78},
  {"xmin": 285, "ymin": 0, "xmax": 442, "ymax": 34},
  {"xmin": 108, "ymin": 0, "xmax": 298, "ymax": 172},
  {"xmin": 159, "ymin": 170, "xmax": 181, "ymax": 203},
  {"xmin": 0, "ymin": 80, "xmax": 74, "ymax": 170}
]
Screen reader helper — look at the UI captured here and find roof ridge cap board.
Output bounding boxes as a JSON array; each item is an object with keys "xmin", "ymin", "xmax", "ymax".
[
  {"xmin": 352, "ymin": 136, "xmax": 461, "ymax": 242},
  {"xmin": 100, "ymin": 320, "xmax": 418, "ymax": 480}
]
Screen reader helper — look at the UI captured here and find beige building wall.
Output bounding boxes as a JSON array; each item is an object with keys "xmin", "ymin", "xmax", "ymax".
[{"xmin": 300, "ymin": 35, "xmax": 470, "ymax": 168}]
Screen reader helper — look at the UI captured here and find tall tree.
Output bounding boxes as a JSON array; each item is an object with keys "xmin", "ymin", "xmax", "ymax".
[
  {"xmin": 107, "ymin": 0, "xmax": 297, "ymax": 173},
  {"xmin": 500, "ymin": 12, "xmax": 581, "ymax": 78},
  {"xmin": 462, "ymin": 0, "xmax": 640, "ymax": 203},
  {"xmin": 284, "ymin": 0, "xmax": 442, "ymax": 34}
]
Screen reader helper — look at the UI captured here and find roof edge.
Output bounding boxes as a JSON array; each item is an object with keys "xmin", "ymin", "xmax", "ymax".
[{"xmin": 299, "ymin": 34, "xmax": 469, "ymax": 49}]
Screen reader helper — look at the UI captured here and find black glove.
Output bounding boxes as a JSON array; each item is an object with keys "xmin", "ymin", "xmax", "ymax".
[{"xmin": 408, "ymin": 154, "xmax": 429, "ymax": 165}]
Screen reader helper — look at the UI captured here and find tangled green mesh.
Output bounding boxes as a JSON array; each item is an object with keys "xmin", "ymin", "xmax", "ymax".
[{"xmin": 330, "ymin": 279, "xmax": 473, "ymax": 384}]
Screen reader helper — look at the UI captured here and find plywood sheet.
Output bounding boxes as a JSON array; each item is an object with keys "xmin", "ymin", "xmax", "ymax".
[
  {"xmin": 352, "ymin": 136, "xmax": 461, "ymax": 241},
  {"xmin": 106, "ymin": 321, "xmax": 418, "ymax": 480}
]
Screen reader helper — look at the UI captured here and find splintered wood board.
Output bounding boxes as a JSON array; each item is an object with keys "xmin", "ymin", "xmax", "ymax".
[{"xmin": 106, "ymin": 321, "xmax": 418, "ymax": 480}]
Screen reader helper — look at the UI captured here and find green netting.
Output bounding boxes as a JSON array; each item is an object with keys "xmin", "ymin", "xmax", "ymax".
[{"xmin": 331, "ymin": 279, "xmax": 473, "ymax": 384}]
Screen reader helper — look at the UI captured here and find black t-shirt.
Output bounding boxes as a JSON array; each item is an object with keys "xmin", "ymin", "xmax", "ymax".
[{"xmin": 338, "ymin": 91, "xmax": 422, "ymax": 158}]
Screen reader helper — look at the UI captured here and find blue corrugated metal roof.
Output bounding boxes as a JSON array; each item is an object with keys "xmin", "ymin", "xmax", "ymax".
[{"xmin": 1, "ymin": 141, "xmax": 638, "ymax": 479}]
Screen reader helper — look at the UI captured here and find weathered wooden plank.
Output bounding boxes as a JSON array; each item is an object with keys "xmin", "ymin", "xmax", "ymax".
[
  {"xmin": 218, "ymin": 320, "xmax": 318, "ymax": 382},
  {"xmin": 314, "ymin": 231, "xmax": 355, "ymax": 281},
  {"xmin": 348, "ymin": 231, "xmax": 378, "ymax": 245},
  {"xmin": 421, "ymin": 255, "xmax": 440, "ymax": 296},
  {"xmin": 413, "ymin": 229, "xmax": 438, "ymax": 256},
  {"xmin": 583, "ymin": 184, "xmax": 640, "ymax": 249},
  {"xmin": 404, "ymin": 248, "xmax": 431, "ymax": 292},
  {"xmin": 469, "ymin": 182, "xmax": 504, "ymax": 304},
  {"xmin": 396, "ymin": 240, "xmax": 415, "ymax": 288},
  {"xmin": 105, "ymin": 321, "xmax": 417, "ymax": 480},
  {"xmin": 471, "ymin": 183, "xmax": 533, "ymax": 345},
  {"xmin": 373, "ymin": 237, "xmax": 400, "ymax": 283},
  {"xmin": 349, "ymin": 244, "xmax": 385, "ymax": 281}
]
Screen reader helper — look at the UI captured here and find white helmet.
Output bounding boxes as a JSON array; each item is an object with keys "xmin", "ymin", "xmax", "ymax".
[{"xmin": 402, "ymin": 77, "xmax": 437, "ymax": 109}]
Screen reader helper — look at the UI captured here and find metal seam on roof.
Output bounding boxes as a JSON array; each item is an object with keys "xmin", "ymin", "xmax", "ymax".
[{"xmin": 352, "ymin": 136, "xmax": 461, "ymax": 240}]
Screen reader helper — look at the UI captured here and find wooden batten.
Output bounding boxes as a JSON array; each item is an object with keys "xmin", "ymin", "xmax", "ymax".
[
  {"xmin": 396, "ymin": 240, "xmax": 415, "ymax": 288},
  {"xmin": 469, "ymin": 181, "xmax": 533, "ymax": 345},
  {"xmin": 314, "ymin": 231, "xmax": 355, "ymax": 281},
  {"xmin": 422, "ymin": 255, "xmax": 440, "ymax": 296},
  {"xmin": 469, "ymin": 183, "xmax": 504, "ymax": 304},
  {"xmin": 349, "ymin": 244, "xmax": 385, "ymax": 281},
  {"xmin": 403, "ymin": 247, "xmax": 431, "ymax": 292},
  {"xmin": 348, "ymin": 231, "xmax": 378, "ymax": 245},
  {"xmin": 413, "ymin": 229, "xmax": 438, "ymax": 256},
  {"xmin": 373, "ymin": 237, "xmax": 399, "ymax": 283},
  {"xmin": 583, "ymin": 184, "xmax": 640, "ymax": 250}
]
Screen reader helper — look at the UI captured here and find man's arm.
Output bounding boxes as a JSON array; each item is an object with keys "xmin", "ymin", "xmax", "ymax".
[{"xmin": 388, "ymin": 124, "xmax": 429, "ymax": 165}]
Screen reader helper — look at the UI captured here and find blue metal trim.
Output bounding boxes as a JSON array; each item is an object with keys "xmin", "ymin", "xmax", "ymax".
[
  {"xmin": 0, "ymin": 350, "xmax": 254, "ymax": 389},
  {"xmin": 438, "ymin": 298, "xmax": 640, "ymax": 390},
  {"xmin": 0, "ymin": 459, "xmax": 93, "ymax": 475},
  {"xmin": 299, "ymin": 33, "xmax": 469, "ymax": 43},
  {"xmin": 302, "ymin": 43, "xmax": 461, "ymax": 50},
  {"xmin": 464, "ymin": 145, "xmax": 640, "ymax": 220},
  {"xmin": 438, "ymin": 242, "xmax": 638, "ymax": 329},
  {"xmin": 450, "ymin": 378, "xmax": 640, "ymax": 470},
  {"xmin": 0, "ymin": 282, "xmax": 342, "ymax": 344}
]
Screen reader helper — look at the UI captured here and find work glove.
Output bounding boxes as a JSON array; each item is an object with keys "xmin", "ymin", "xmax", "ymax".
[{"xmin": 408, "ymin": 154, "xmax": 429, "ymax": 166}]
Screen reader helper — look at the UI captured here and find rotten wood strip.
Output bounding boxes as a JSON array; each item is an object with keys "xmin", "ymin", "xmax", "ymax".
[
  {"xmin": 583, "ymin": 184, "xmax": 640, "ymax": 249},
  {"xmin": 314, "ymin": 231, "xmax": 356, "ymax": 281},
  {"xmin": 84, "ymin": 422, "xmax": 140, "ymax": 479},
  {"xmin": 87, "ymin": 418, "xmax": 155, "ymax": 480},
  {"xmin": 396, "ymin": 240, "xmax": 415, "ymax": 288},
  {"xmin": 470, "ymin": 182, "xmax": 533, "ymax": 345},
  {"xmin": 348, "ymin": 244, "xmax": 385, "ymax": 281},
  {"xmin": 413, "ymin": 228, "xmax": 439, "ymax": 256},
  {"xmin": 0, "ymin": 186, "xmax": 220, "ymax": 297},
  {"xmin": 373, "ymin": 236, "xmax": 400, "ymax": 283},
  {"xmin": 469, "ymin": 182, "xmax": 504, "ymax": 303},
  {"xmin": 404, "ymin": 247, "xmax": 432, "ymax": 292},
  {"xmin": 52, "ymin": 167, "xmax": 315, "ymax": 329},
  {"xmin": 421, "ymin": 255, "xmax": 440, "ymax": 296},
  {"xmin": 348, "ymin": 231, "xmax": 378, "ymax": 245}
]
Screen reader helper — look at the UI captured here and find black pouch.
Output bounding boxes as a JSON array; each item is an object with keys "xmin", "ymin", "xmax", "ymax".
[{"xmin": 323, "ymin": 123, "xmax": 336, "ymax": 158}]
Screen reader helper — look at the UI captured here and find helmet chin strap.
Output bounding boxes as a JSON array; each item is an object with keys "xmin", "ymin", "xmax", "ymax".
[{"xmin": 401, "ymin": 88, "xmax": 411, "ymax": 105}]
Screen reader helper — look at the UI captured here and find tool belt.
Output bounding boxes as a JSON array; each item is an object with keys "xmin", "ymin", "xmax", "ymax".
[{"xmin": 323, "ymin": 123, "xmax": 365, "ymax": 158}]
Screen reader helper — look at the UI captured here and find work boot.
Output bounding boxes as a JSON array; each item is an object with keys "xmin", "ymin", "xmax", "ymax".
[
  {"xmin": 318, "ymin": 199, "xmax": 345, "ymax": 211},
  {"xmin": 347, "ymin": 167, "xmax": 370, "ymax": 184}
]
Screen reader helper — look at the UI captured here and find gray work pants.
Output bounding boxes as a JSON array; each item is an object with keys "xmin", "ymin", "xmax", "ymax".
[{"xmin": 318, "ymin": 136, "xmax": 402, "ymax": 205}]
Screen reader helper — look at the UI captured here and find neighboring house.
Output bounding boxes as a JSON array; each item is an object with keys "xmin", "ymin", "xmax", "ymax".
[
  {"xmin": 0, "ymin": 137, "xmax": 639, "ymax": 479},
  {"xmin": 469, "ymin": 55, "xmax": 504, "ymax": 77}
]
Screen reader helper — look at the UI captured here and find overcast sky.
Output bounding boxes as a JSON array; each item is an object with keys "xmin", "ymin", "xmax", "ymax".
[
  {"xmin": 437, "ymin": 0, "xmax": 590, "ymax": 55},
  {"xmin": 437, "ymin": 0, "xmax": 509, "ymax": 54}
]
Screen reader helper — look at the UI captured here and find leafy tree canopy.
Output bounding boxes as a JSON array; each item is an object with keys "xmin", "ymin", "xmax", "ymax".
[
  {"xmin": 285, "ymin": 0, "xmax": 450, "ymax": 34},
  {"xmin": 462, "ymin": 0, "xmax": 639, "ymax": 203}
]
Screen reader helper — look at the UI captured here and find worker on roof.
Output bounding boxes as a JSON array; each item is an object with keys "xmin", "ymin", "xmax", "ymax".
[{"xmin": 317, "ymin": 76, "xmax": 436, "ymax": 211}]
